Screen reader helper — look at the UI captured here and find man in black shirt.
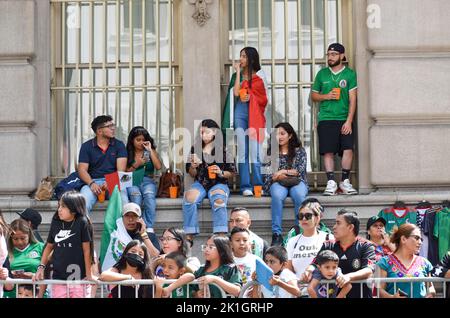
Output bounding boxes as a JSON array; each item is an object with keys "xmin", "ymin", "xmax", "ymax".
[
  {"xmin": 302, "ymin": 209, "xmax": 376, "ymax": 298},
  {"xmin": 122, "ymin": 203, "xmax": 160, "ymax": 257}
]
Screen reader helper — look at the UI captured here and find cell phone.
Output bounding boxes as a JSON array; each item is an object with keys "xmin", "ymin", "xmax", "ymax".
[
  {"xmin": 13, "ymin": 269, "xmax": 25, "ymax": 275},
  {"xmin": 397, "ymin": 289, "xmax": 408, "ymax": 297},
  {"xmin": 136, "ymin": 222, "xmax": 142, "ymax": 232}
]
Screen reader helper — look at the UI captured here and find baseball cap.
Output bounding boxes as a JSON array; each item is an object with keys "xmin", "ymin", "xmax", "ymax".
[
  {"xmin": 327, "ymin": 42, "xmax": 346, "ymax": 61},
  {"xmin": 366, "ymin": 216, "xmax": 386, "ymax": 231},
  {"xmin": 122, "ymin": 202, "xmax": 142, "ymax": 217},
  {"xmin": 16, "ymin": 208, "xmax": 42, "ymax": 229}
]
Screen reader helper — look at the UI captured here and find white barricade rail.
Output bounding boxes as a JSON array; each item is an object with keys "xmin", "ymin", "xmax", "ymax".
[
  {"xmin": 239, "ymin": 277, "xmax": 449, "ymax": 299},
  {"xmin": 0, "ymin": 279, "xmax": 229, "ymax": 299}
]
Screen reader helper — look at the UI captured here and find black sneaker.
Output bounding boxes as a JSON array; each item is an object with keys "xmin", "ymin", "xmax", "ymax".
[{"xmin": 271, "ymin": 233, "xmax": 283, "ymax": 246}]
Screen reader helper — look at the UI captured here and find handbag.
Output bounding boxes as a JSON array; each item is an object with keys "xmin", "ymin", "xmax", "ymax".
[
  {"xmin": 157, "ymin": 169, "xmax": 183, "ymax": 198},
  {"xmin": 278, "ymin": 175, "xmax": 301, "ymax": 188},
  {"xmin": 34, "ymin": 177, "xmax": 55, "ymax": 201}
]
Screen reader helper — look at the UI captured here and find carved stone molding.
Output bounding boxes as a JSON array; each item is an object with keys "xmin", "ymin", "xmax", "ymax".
[{"xmin": 188, "ymin": 0, "xmax": 212, "ymax": 27}]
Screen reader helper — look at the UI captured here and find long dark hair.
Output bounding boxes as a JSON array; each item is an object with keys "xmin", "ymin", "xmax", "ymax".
[
  {"xmin": 241, "ymin": 47, "xmax": 261, "ymax": 88},
  {"xmin": 113, "ymin": 240, "xmax": 153, "ymax": 279},
  {"xmin": 54, "ymin": 191, "xmax": 95, "ymax": 263},
  {"xmin": 192, "ymin": 119, "xmax": 224, "ymax": 162},
  {"xmin": 204, "ymin": 235, "xmax": 234, "ymax": 271},
  {"xmin": 126, "ymin": 126, "xmax": 156, "ymax": 168},
  {"xmin": 162, "ymin": 227, "xmax": 191, "ymax": 257},
  {"xmin": 274, "ymin": 122, "xmax": 302, "ymax": 165}
]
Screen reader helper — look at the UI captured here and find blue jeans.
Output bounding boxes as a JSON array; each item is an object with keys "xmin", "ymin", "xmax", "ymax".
[
  {"xmin": 125, "ymin": 177, "xmax": 157, "ymax": 230},
  {"xmin": 234, "ymin": 100, "xmax": 263, "ymax": 193},
  {"xmin": 80, "ymin": 177, "xmax": 128, "ymax": 215},
  {"xmin": 270, "ymin": 181, "xmax": 308, "ymax": 235},
  {"xmin": 183, "ymin": 182, "xmax": 230, "ymax": 235}
]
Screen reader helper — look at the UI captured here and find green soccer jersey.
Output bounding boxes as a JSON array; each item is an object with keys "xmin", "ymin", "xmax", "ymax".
[
  {"xmin": 312, "ymin": 66, "xmax": 357, "ymax": 122},
  {"xmin": 4, "ymin": 242, "xmax": 44, "ymax": 298},
  {"xmin": 433, "ymin": 208, "xmax": 450, "ymax": 260},
  {"xmin": 163, "ymin": 283, "xmax": 190, "ymax": 298},
  {"xmin": 193, "ymin": 264, "xmax": 242, "ymax": 298},
  {"xmin": 378, "ymin": 208, "xmax": 417, "ymax": 235}
]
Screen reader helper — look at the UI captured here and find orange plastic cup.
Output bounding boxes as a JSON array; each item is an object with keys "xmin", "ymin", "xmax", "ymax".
[
  {"xmin": 332, "ymin": 88, "xmax": 341, "ymax": 100},
  {"xmin": 97, "ymin": 189, "xmax": 106, "ymax": 203},
  {"xmin": 208, "ymin": 166, "xmax": 217, "ymax": 179},
  {"xmin": 254, "ymin": 185, "xmax": 262, "ymax": 198},
  {"xmin": 169, "ymin": 186, "xmax": 178, "ymax": 199},
  {"xmin": 239, "ymin": 88, "xmax": 248, "ymax": 102}
]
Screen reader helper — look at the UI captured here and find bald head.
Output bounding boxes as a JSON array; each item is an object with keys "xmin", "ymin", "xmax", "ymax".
[{"xmin": 229, "ymin": 208, "xmax": 251, "ymax": 230}]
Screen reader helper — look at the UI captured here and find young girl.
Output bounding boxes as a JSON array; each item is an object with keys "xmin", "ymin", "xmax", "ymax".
[
  {"xmin": 33, "ymin": 191, "xmax": 95, "ymax": 298},
  {"xmin": 154, "ymin": 251, "xmax": 190, "ymax": 298},
  {"xmin": 3, "ymin": 219, "xmax": 44, "ymax": 297},
  {"xmin": 252, "ymin": 246, "xmax": 299, "ymax": 298},
  {"xmin": 264, "ymin": 122, "xmax": 308, "ymax": 246},
  {"xmin": 99, "ymin": 240, "xmax": 153, "ymax": 298},
  {"xmin": 170, "ymin": 235, "xmax": 242, "ymax": 298},
  {"xmin": 0, "ymin": 210, "xmax": 10, "ymax": 298},
  {"xmin": 152, "ymin": 227, "xmax": 200, "ymax": 277},
  {"xmin": 125, "ymin": 126, "xmax": 162, "ymax": 244},
  {"xmin": 222, "ymin": 47, "xmax": 268, "ymax": 197},
  {"xmin": 183, "ymin": 119, "xmax": 236, "ymax": 241}
]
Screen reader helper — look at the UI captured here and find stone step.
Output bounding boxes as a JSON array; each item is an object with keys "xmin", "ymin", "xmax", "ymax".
[{"xmin": 2, "ymin": 189, "xmax": 449, "ymax": 258}]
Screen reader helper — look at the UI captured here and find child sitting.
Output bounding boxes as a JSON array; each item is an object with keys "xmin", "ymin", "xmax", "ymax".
[
  {"xmin": 307, "ymin": 250, "xmax": 351, "ymax": 298},
  {"xmin": 252, "ymin": 246, "xmax": 299, "ymax": 298},
  {"xmin": 154, "ymin": 252, "xmax": 191, "ymax": 298}
]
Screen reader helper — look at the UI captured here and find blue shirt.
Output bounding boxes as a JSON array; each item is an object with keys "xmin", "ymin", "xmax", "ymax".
[{"xmin": 78, "ymin": 138, "xmax": 127, "ymax": 179}]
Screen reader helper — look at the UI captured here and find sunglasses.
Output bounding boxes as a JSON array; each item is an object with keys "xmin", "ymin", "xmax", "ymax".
[{"xmin": 298, "ymin": 213, "xmax": 314, "ymax": 221}]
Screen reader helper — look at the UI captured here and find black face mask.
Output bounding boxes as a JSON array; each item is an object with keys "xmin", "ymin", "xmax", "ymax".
[{"xmin": 125, "ymin": 253, "xmax": 145, "ymax": 269}]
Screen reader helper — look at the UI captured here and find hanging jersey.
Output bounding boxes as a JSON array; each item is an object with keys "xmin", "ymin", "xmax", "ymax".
[
  {"xmin": 378, "ymin": 207, "xmax": 417, "ymax": 234},
  {"xmin": 433, "ymin": 207, "xmax": 450, "ymax": 260}
]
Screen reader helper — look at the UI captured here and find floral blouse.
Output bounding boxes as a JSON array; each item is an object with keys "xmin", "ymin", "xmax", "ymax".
[
  {"xmin": 377, "ymin": 254, "xmax": 433, "ymax": 298},
  {"xmin": 263, "ymin": 147, "xmax": 308, "ymax": 193},
  {"xmin": 185, "ymin": 146, "xmax": 236, "ymax": 191}
]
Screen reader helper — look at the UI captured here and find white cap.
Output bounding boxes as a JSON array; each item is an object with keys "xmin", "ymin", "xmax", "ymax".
[{"xmin": 122, "ymin": 202, "xmax": 142, "ymax": 217}]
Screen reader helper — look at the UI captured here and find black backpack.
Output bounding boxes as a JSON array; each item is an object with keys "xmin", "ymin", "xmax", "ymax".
[{"xmin": 53, "ymin": 172, "xmax": 86, "ymax": 199}]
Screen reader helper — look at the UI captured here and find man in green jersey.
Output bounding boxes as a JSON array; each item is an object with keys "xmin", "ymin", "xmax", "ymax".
[{"xmin": 311, "ymin": 43, "xmax": 358, "ymax": 196}]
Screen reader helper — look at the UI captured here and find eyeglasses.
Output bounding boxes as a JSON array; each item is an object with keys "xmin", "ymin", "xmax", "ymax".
[
  {"xmin": 409, "ymin": 235, "xmax": 423, "ymax": 242},
  {"xmin": 201, "ymin": 244, "xmax": 217, "ymax": 251},
  {"xmin": 298, "ymin": 213, "xmax": 314, "ymax": 221},
  {"xmin": 326, "ymin": 52, "xmax": 340, "ymax": 57},
  {"xmin": 159, "ymin": 236, "xmax": 180, "ymax": 243},
  {"xmin": 100, "ymin": 123, "xmax": 116, "ymax": 129}
]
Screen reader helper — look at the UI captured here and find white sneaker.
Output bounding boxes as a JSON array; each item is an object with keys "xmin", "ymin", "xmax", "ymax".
[
  {"xmin": 323, "ymin": 180, "xmax": 338, "ymax": 196},
  {"xmin": 339, "ymin": 179, "xmax": 358, "ymax": 195},
  {"xmin": 242, "ymin": 189, "xmax": 254, "ymax": 196}
]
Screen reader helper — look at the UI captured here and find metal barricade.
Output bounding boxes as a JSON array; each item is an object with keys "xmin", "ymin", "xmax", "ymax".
[{"xmin": 0, "ymin": 278, "xmax": 229, "ymax": 299}]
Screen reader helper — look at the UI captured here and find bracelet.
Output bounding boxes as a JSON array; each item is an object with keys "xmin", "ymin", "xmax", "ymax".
[
  {"xmin": 89, "ymin": 181, "xmax": 95, "ymax": 187},
  {"xmin": 37, "ymin": 264, "xmax": 46, "ymax": 270}
]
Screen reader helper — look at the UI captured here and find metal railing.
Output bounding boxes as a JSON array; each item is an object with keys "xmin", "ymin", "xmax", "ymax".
[
  {"xmin": 240, "ymin": 277, "xmax": 450, "ymax": 298},
  {"xmin": 0, "ymin": 278, "xmax": 229, "ymax": 299}
]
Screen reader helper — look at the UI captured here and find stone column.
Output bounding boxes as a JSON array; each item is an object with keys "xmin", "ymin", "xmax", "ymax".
[
  {"xmin": 181, "ymin": 0, "xmax": 222, "ymax": 186},
  {"xmin": 367, "ymin": 0, "xmax": 450, "ymax": 187},
  {"xmin": 0, "ymin": 1, "xmax": 50, "ymax": 196}
]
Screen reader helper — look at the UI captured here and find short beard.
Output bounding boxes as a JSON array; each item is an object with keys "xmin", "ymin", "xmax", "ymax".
[{"xmin": 328, "ymin": 58, "xmax": 341, "ymax": 67}]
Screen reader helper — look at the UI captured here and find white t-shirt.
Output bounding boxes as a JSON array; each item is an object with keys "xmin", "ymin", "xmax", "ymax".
[
  {"xmin": 234, "ymin": 253, "xmax": 260, "ymax": 285},
  {"xmin": 261, "ymin": 268, "xmax": 298, "ymax": 298},
  {"xmin": 286, "ymin": 230, "xmax": 333, "ymax": 279}
]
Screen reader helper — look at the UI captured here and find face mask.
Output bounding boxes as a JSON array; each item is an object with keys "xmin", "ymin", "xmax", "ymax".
[{"xmin": 125, "ymin": 253, "xmax": 145, "ymax": 269}]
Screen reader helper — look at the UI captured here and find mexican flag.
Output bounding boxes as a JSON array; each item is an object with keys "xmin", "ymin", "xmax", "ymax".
[
  {"xmin": 104, "ymin": 168, "xmax": 145, "ymax": 195},
  {"xmin": 99, "ymin": 185, "xmax": 133, "ymax": 272}
]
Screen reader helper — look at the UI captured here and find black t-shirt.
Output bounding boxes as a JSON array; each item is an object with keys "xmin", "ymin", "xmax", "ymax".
[
  {"xmin": 431, "ymin": 251, "xmax": 450, "ymax": 298},
  {"xmin": 47, "ymin": 216, "xmax": 92, "ymax": 280},
  {"xmin": 313, "ymin": 238, "xmax": 376, "ymax": 298},
  {"xmin": 423, "ymin": 210, "xmax": 440, "ymax": 265}
]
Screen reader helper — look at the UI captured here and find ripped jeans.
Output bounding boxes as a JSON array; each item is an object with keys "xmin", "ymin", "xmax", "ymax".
[
  {"xmin": 182, "ymin": 182, "xmax": 230, "ymax": 235},
  {"xmin": 125, "ymin": 177, "xmax": 157, "ymax": 230}
]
